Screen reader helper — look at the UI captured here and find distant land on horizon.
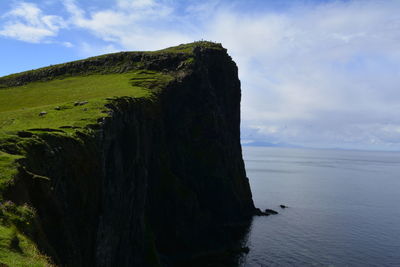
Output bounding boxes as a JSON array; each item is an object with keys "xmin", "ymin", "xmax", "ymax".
[
  {"xmin": 241, "ymin": 140, "xmax": 400, "ymax": 153},
  {"xmin": 241, "ymin": 140, "xmax": 299, "ymax": 148}
]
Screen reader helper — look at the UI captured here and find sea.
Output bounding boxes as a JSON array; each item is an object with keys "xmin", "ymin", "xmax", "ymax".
[{"xmin": 239, "ymin": 146, "xmax": 400, "ymax": 267}]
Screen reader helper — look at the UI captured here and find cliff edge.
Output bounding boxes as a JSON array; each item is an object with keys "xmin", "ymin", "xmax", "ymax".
[{"xmin": 0, "ymin": 42, "xmax": 255, "ymax": 266}]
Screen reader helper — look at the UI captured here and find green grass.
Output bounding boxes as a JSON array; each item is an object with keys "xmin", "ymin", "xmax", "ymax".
[
  {"xmin": 154, "ymin": 41, "xmax": 224, "ymax": 54},
  {"xmin": 0, "ymin": 224, "xmax": 52, "ymax": 266},
  {"xmin": 0, "ymin": 70, "xmax": 172, "ymax": 136},
  {"xmin": 0, "ymin": 152, "xmax": 21, "ymax": 192},
  {"xmin": 0, "ymin": 200, "xmax": 52, "ymax": 266}
]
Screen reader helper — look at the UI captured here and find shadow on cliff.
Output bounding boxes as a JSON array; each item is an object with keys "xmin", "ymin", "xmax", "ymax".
[{"xmin": 166, "ymin": 219, "xmax": 253, "ymax": 267}]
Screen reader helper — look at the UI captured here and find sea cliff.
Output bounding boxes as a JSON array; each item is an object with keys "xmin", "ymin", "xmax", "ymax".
[{"xmin": 0, "ymin": 42, "xmax": 255, "ymax": 266}]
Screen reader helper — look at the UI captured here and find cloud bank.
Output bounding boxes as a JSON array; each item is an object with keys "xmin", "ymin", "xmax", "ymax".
[{"xmin": 1, "ymin": 0, "xmax": 400, "ymax": 150}]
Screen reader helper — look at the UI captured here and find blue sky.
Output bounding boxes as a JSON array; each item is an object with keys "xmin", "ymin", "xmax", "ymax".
[{"xmin": 1, "ymin": 0, "xmax": 400, "ymax": 151}]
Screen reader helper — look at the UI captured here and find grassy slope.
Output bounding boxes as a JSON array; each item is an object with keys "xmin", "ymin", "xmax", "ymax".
[
  {"xmin": 0, "ymin": 41, "xmax": 223, "ymax": 89},
  {"xmin": 0, "ymin": 41, "xmax": 222, "ymax": 266},
  {"xmin": 0, "ymin": 70, "xmax": 171, "ymax": 135},
  {"xmin": 0, "ymin": 224, "xmax": 52, "ymax": 267}
]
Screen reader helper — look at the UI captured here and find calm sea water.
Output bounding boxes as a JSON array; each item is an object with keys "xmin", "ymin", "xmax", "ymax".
[{"xmin": 240, "ymin": 147, "xmax": 400, "ymax": 267}]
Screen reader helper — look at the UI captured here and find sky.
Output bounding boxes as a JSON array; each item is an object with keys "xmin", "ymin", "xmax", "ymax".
[{"xmin": 1, "ymin": 0, "xmax": 400, "ymax": 151}]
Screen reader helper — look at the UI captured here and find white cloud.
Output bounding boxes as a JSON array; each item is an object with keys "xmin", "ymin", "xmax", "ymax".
[
  {"xmin": 203, "ymin": 1, "xmax": 400, "ymax": 149},
  {"xmin": 63, "ymin": 0, "xmax": 184, "ymax": 51},
  {"xmin": 0, "ymin": 23, "xmax": 54, "ymax": 43},
  {"xmin": 117, "ymin": 0, "xmax": 156, "ymax": 9},
  {"xmin": 62, "ymin": 41, "xmax": 73, "ymax": 47},
  {"xmin": 0, "ymin": 2, "xmax": 66, "ymax": 43}
]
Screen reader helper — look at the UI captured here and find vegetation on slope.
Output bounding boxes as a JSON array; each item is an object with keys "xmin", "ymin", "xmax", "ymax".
[
  {"xmin": 0, "ymin": 224, "xmax": 52, "ymax": 267},
  {"xmin": 154, "ymin": 41, "xmax": 224, "ymax": 54},
  {"xmin": 0, "ymin": 41, "xmax": 222, "ymax": 89},
  {"xmin": 0, "ymin": 70, "xmax": 171, "ymax": 136}
]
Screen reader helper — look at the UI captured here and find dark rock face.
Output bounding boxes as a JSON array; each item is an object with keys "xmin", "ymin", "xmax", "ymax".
[
  {"xmin": 146, "ymin": 47, "xmax": 255, "ymax": 262},
  {"xmin": 6, "ymin": 132, "xmax": 103, "ymax": 266},
  {"xmin": 6, "ymin": 45, "xmax": 255, "ymax": 266}
]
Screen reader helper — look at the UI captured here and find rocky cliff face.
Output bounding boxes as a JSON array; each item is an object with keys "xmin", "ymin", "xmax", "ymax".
[{"xmin": 0, "ymin": 42, "xmax": 255, "ymax": 266}]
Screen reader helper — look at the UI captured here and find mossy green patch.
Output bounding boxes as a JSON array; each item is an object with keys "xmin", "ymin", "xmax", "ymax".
[
  {"xmin": 0, "ymin": 152, "xmax": 21, "ymax": 193},
  {"xmin": 0, "ymin": 154, "xmax": 51, "ymax": 266},
  {"xmin": 0, "ymin": 224, "xmax": 52, "ymax": 266}
]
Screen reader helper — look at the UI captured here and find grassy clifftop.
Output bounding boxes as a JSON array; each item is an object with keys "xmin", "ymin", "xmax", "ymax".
[
  {"xmin": 0, "ymin": 41, "xmax": 223, "ymax": 138},
  {"xmin": 0, "ymin": 41, "xmax": 223, "ymax": 88},
  {"xmin": 0, "ymin": 71, "xmax": 170, "ymax": 135},
  {"xmin": 0, "ymin": 41, "xmax": 223, "ymax": 266}
]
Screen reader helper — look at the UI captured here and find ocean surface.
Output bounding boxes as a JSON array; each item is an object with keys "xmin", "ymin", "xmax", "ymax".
[{"xmin": 240, "ymin": 147, "xmax": 400, "ymax": 267}]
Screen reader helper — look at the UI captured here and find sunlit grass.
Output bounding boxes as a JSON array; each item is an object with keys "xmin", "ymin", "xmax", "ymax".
[
  {"xmin": 0, "ymin": 221, "xmax": 53, "ymax": 266},
  {"xmin": 0, "ymin": 70, "xmax": 172, "ymax": 136}
]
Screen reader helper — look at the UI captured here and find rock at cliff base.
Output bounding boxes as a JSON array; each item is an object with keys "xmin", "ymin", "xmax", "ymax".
[
  {"xmin": 254, "ymin": 208, "xmax": 269, "ymax": 216},
  {"xmin": 265, "ymin": 209, "xmax": 279, "ymax": 215}
]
